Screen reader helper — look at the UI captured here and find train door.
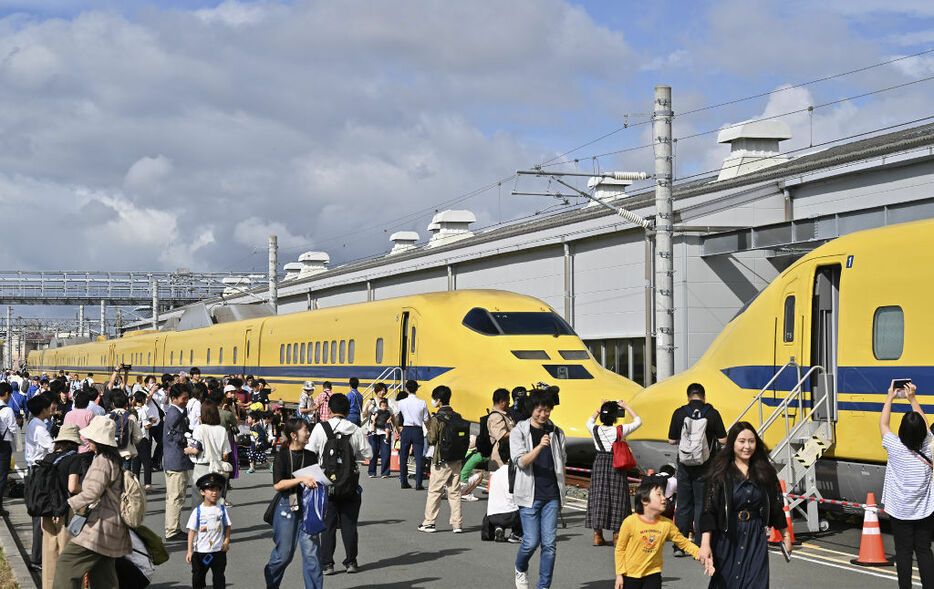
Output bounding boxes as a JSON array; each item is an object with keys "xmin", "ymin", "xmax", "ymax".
[
  {"xmin": 400, "ymin": 309, "xmax": 420, "ymax": 380},
  {"xmin": 773, "ymin": 278, "xmax": 802, "ymax": 405},
  {"xmin": 243, "ymin": 328, "xmax": 257, "ymax": 373},
  {"xmin": 811, "ymin": 265, "xmax": 840, "ymax": 422}
]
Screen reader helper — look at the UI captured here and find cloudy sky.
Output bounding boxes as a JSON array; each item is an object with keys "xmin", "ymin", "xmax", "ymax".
[{"xmin": 0, "ymin": 0, "xmax": 932, "ymax": 276}]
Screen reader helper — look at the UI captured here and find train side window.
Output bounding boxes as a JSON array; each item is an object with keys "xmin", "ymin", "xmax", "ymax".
[
  {"xmin": 339, "ymin": 340, "xmax": 346, "ymax": 364},
  {"xmin": 190, "ymin": 349, "xmax": 193, "ymax": 365},
  {"xmin": 179, "ymin": 350, "xmax": 183, "ymax": 365},
  {"xmin": 219, "ymin": 347, "xmax": 224, "ymax": 365},
  {"xmin": 375, "ymin": 338, "xmax": 383, "ymax": 364},
  {"xmin": 348, "ymin": 339, "xmax": 355, "ymax": 364},
  {"xmin": 306, "ymin": 342, "xmax": 312, "ymax": 363},
  {"xmin": 783, "ymin": 296, "xmax": 795, "ymax": 342},
  {"xmin": 331, "ymin": 340, "xmax": 337, "ymax": 363},
  {"xmin": 410, "ymin": 327, "xmax": 416, "ymax": 353},
  {"xmin": 322, "ymin": 341, "xmax": 328, "ymax": 364},
  {"xmin": 246, "ymin": 341, "xmax": 250, "ymax": 359},
  {"xmin": 286, "ymin": 344, "xmax": 291, "ymax": 365},
  {"xmin": 873, "ymin": 306, "xmax": 904, "ymax": 360},
  {"xmin": 293, "ymin": 342, "xmax": 299, "ymax": 364},
  {"xmin": 233, "ymin": 346, "xmax": 238, "ymax": 365},
  {"xmin": 170, "ymin": 351, "xmax": 174, "ymax": 365},
  {"xmin": 315, "ymin": 342, "xmax": 321, "ymax": 363},
  {"xmin": 280, "ymin": 344, "xmax": 285, "ymax": 364},
  {"xmin": 207, "ymin": 349, "xmax": 211, "ymax": 365},
  {"xmin": 300, "ymin": 343, "xmax": 306, "ymax": 364},
  {"xmin": 148, "ymin": 352, "xmax": 151, "ymax": 365}
]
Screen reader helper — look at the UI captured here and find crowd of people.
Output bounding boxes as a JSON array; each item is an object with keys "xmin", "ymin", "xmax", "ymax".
[{"xmin": 0, "ymin": 365, "xmax": 863, "ymax": 589}]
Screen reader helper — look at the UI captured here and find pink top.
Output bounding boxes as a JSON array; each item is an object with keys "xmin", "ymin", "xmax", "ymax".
[
  {"xmin": 63, "ymin": 408, "xmax": 95, "ymax": 453},
  {"xmin": 315, "ymin": 391, "xmax": 332, "ymax": 423}
]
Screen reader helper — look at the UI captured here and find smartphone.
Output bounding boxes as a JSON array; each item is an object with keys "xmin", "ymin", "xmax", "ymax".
[
  {"xmin": 779, "ymin": 541, "xmax": 791, "ymax": 563},
  {"xmin": 893, "ymin": 379, "xmax": 912, "ymax": 390},
  {"xmin": 201, "ymin": 553, "xmax": 214, "ymax": 565}
]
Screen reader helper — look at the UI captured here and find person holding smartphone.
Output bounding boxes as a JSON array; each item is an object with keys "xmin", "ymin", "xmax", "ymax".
[{"xmin": 880, "ymin": 379, "xmax": 934, "ymax": 589}]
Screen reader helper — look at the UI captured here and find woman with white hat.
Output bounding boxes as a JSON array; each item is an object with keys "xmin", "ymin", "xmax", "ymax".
[
  {"xmin": 52, "ymin": 416, "xmax": 130, "ymax": 589},
  {"xmin": 41, "ymin": 424, "xmax": 91, "ymax": 589}
]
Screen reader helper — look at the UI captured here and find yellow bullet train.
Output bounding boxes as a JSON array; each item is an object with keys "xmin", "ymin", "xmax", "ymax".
[
  {"xmin": 28, "ymin": 289, "xmax": 641, "ymax": 461},
  {"xmin": 627, "ymin": 218, "xmax": 932, "ymax": 503}
]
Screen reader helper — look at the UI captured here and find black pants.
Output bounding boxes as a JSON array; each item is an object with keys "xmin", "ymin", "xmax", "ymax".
[
  {"xmin": 623, "ymin": 573, "xmax": 661, "ymax": 589},
  {"xmin": 0, "ymin": 440, "xmax": 11, "ymax": 510},
  {"xmin": 151, "ymin": 424, "xmax": 164, "ymax": 469},
  {"xmin": 674, "ymin": 461, "xmax": 706, "ymax": 541},
  {"xmin": 132, "ymin": 437, "xmax": 152, "ymax": 485},
  {"xmin": 191, "ymin": 551, "xmax": 226, "ymax": 589},
  {"xmin": 890, "ymin": 513, "xmax": 934, "ymax": 589},
  {"xmin": 321, "ymin": 491, "xmax": 361, "ymax": 567}
]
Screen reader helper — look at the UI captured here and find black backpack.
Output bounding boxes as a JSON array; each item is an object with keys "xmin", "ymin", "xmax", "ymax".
[
  {"xmin": 320, "ymin": 420, "xmax": 359, "ymax": 498},
  {"xmin": 476, "ymin": 411, "xmax": 494, "ymax": 458},
  {"xmin": 25, "ymin": 450, "xmax": 75, "ymax": 517},
  {"xmin": 110, "ymin": 410, "xmax": 131, "ymax": 449},
  {"xmin": 436, "ymin": 411, "xmax": 471, "ymax": 463},
  {"xmin": 373, "ymin": 409, "xmax": 392, "ymax": 430}
]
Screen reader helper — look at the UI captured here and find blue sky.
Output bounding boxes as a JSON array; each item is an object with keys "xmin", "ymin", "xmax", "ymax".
[{"xmin": 0, "ymin": 0, "xmax": 931, "ymax": 276}]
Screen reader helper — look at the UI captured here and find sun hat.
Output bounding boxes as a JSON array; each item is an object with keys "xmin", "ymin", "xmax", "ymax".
[
  {"xmin": 79, "ymin": 415, "xmax": 116, "ymax": 448},
  {"xmin": 302, "ymin": 381, "xmax": 315, "ymax": 391},
  {"xmin": 53, "ymin": 424, "xmax": 82, "ymax": 445},
  {"xmin": 223, "ymin": 384, "xmax": 236, "ymax": 393}
]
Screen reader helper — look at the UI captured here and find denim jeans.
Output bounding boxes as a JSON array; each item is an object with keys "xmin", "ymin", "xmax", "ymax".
[
  {"xmin": 398, "ymin": 427, "xmax": 424, "ymax": 487},
  {"xmin": 368, "ymin": 434, "xmax": 391, "ymax": 477},
  {"xmin": 674, "ymin": 461, "xmax": 706, "ymax": 542},
  {"xmin": 264, "ymin": 496, "xmax": 323, "ymax": 589},
  {"xmin": 516, "ymin": 498, "xmax": 560, "ymax": 589}
]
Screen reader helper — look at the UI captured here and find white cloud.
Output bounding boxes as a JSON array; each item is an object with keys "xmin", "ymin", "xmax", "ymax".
[
  {"xmin": 195, "ymin": 1, "xmax": 268, "ymax": 27},
  {"xmin": 123, "ymin": 154, "xmax": 173, "ymax": 194}
]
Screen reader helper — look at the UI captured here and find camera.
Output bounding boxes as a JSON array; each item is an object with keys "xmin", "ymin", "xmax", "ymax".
[
  {"xmin": 512, "ymin": 382, "xmax": 561, "ymax": 421},
  {"xmin": 118, "ymin": 363, "xmax": 132, "ymax": 371}
]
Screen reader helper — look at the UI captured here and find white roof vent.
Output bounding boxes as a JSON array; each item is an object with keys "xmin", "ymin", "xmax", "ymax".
[
  {"xmin": 388, "ymin": 231, "xmax": 419, "ymax": 255},
  {"xmin": 585, "ymin": 176, "xmax": 634, "ymax": 207},
  {"xmin": 297, "ymin": 251, "xmax": 329, "ymax": 277},
  {"xmin": 717, "ymin": 119, "xmax": 792, "ymax": 181},
  {"xmin": 427, "ymin": 209, "xmax": 476, "ymax": 247},
  {"xmin": 283, "ymin": 262, "xmax": 303, "ymax": 281}
]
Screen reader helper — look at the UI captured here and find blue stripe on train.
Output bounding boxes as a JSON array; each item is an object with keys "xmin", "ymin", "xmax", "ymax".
[{"xmin": 35, "ymin": 364, "xmax": 454, "ymax": 383}]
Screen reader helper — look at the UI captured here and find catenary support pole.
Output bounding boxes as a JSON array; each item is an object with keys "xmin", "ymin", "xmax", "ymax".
[
  {"xmin": 653, "ymin": 85, "xmax": 675, "ymax": 381},
  {"xmin": 5, "ymin": 306, "xmax": 10, "ymax": 369},
  {"xmin": 78, "ymin": 305, "xmax": 84, "ymax": 337},
  {"xmin": 268, "ymin": 235, "xmax": 278, "ymax": 314},
  {"xmin": 151, "ymin": 280, "xmax": 159, "ymax": 331},
  {"xmin": 100, "ymin": 300, "xmax": 105, "ymax": 338}
]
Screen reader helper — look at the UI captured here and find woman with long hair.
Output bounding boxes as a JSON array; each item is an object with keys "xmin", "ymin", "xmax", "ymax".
[
  {"xmin": 52, "ymin": 416, "xmax": 130, "ymax": 588},
  {"xmin": 585, "ymin": 399, "xmax": 641, "ymax": 546},
  {"xmin": 264, "ymin": 417, "xmax": 322, "ymax": 589},
  {"xmin": 697, "ymin": 422, "xmax": 789, "ymax": 589},
  {"xmin": 186, "ymin": 400, "xmax": 232, "ymax": 506},
  {"xmin": 879, "ymin": 380, "xmax": 934, "ymax": 589}
]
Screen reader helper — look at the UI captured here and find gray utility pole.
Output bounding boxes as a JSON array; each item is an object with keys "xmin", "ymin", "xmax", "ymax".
[
  {"xmin": 151, "ymin": 280, "xmax": 159, "ymax": 331},
  {"xmin": 78, "ymin": 305, "xmax": 85, "ymax": 337},
  {"xmin": 268, "ymin": 235, "xmax": 278, "ymax": 314},
  {"xmin": 653, "ymin": 85, "xmax": 675, "ymax": 382},
  {"xmin": 100, "ymin": 300, "xmax": 106, "ymax": 338}
]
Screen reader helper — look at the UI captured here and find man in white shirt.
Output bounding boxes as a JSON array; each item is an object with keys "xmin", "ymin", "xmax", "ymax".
[
  {"xmin": 306, "ymin": 393, "xmax": 372, "ymax": 575},
  {"xmin": 25, "ymin": 395, "xmax": 54, "ymax": 569},
  {"xmin": 396, "ymin": 380, "xmax": 430, "ymax": 490},
  {"xmin": 143, "ymin": 377, "xmax": 165, "ymax": 470},
  {"xmin": 87, "ymin": 389, "xmax": 106, "ymax": 417},
  {"xmin": 0, "ymin": 382, "xmax": 20, "ymax": 515}
]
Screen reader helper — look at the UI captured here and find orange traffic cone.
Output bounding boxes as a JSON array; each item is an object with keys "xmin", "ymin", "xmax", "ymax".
[
  {"xmin": 767, "ymin": 526, "xmax": 783, "ymax": 544},
  {"xmin": 850, "ymin": 493, "xmax": 894, "ymax": 567},
  {"xmin": 779, "ymin": 480, "xmax": 796, "ymax": 544}
]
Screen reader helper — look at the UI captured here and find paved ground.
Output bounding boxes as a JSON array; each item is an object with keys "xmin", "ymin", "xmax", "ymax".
[{"xmin": 0, "ymin": 445, "xmax": 922, "ymax": 588}]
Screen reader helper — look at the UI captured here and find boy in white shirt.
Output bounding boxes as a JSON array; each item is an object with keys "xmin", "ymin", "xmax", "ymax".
[{"xmin": 187, "ymin": 473, "xmax": 232, "ymax": 589}]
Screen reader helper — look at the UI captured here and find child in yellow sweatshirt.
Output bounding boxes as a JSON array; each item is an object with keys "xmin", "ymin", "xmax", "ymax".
[{"xmin": 615, "ymin": 479, "xmax": 714, "ymax": 588}]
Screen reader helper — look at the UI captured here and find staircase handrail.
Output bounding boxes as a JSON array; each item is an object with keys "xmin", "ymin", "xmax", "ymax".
[
  {"xmin": 361, "ymin": 366, "xmax": 404, "ymax": 406},
  {"xmin": 757, "ymin": 365, "xmax": 824, "ymax": 437},
  {"xmin": 729, "ymin": 360, "xmax": 798, "ymax": 430}
]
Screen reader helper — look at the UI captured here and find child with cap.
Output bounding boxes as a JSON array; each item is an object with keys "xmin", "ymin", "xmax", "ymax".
[{"xmin": 187, "ymin": 472, "xmax": 232, "ymax": 589}]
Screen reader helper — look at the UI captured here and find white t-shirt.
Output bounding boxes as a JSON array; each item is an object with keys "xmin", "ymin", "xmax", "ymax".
[
  {"xmin": 187, "ymin": 398, "xmax": 202, "ymax": 428},
  {"xmin": 192, "ymin": 424, "xmax": 232, "ymax": 465},
  {"xmin": 136, "ymin": 406, "xmax": 152, "ymax": 440},
  {"xmin": 186, "ymin": 504, "xmax": 231, "ymax": 553},
  {"xmin": 25, "ymin": 417, "xmax": 54, "ymax": 467},
  {"xmin": 585, "ymin": 415, "xmax": 643, "ymax": 451},
  {"xmin": 882, "ymin": 431, "xmax": 934, "ymax": 520}
]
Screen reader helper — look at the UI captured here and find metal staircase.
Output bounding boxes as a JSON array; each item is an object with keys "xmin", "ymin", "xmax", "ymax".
[
  {"xmin": 730, "ymin": 360, "xmax": 835, "ymax": 532},
  {"xmin": 359, "ymin": 366, "xmax": 405, "ymax": 416}
]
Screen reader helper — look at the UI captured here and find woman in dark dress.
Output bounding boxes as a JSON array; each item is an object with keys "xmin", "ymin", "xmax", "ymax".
[{"xmin": 697, "ymin": 422, "xmax": 790, "ymax": 589}]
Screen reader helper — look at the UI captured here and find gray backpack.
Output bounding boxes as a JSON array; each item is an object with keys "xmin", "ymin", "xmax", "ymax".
[{"xmin": 678, "ymin": 404, "xmax": 711, "ymax": 466}]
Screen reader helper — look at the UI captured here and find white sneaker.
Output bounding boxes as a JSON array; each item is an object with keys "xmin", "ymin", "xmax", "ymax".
[
  {"xmin": 452, "ymin": 527, "xmax": 463, "ymax": 533},
  {"xmin": 417, "ymin": 524, "xmax": 436, "ymax": 533},
  {"xmin": 461, "ymin": 492, "xmax": 479, "ymax": 502},
  {"xmin": 515, "ymin": 569, "xmax": 529, "ymax": 589}
]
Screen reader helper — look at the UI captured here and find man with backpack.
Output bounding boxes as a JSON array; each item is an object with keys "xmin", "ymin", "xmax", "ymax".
[
  {"xmin": 109, "ymin": 390, "xmax": 144, "ymax": 466},
  {"xmin": 418, "ymin": 385, "xmax": 470, "ymax": 534},
  {"xmin": 485, "ymin": 388, "xmax": 515, "ymax": 472},
  {"xmin": 306, "ymin": 393, "xmax": 371, "ymax": 576},
  {"xmin": 666, "ymin": 382, "xmax": 727, "ymax": 552},
  {"xmin": 25, "ymin": 394, "xmax": 55, "ymax": 570}
]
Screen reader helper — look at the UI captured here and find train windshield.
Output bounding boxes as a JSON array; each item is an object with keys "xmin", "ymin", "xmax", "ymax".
[{"xmin": 463, "ymin": 307, "xmax": 576, "ymax": 336}]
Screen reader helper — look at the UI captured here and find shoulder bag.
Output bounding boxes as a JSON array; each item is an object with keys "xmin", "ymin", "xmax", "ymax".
[{"xmin": 612, "ymin": 425, "xmax": 637, "ymax": 471}]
